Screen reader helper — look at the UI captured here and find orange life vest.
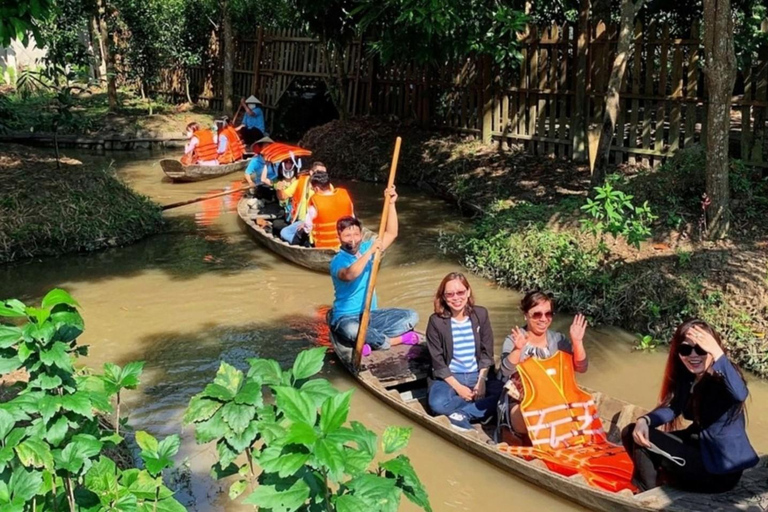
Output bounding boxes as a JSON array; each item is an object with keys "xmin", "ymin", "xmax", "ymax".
[
  {"xmin": 194, "ymin": 129, "xmax": 218, "ymax": 163},
  {"xmin": 218, "ymin": 126, "xmax": 245, "ymax": 163},
  {"xmin": 290, "ymin": 174, "xmax": 312, "ymax": 222},
  {"xmin": 309, "ymin": 188, "xmax": 354, "ymax": 249},
  {"xmin": 498, "ymin": 352, "xmax": 637, "ymax": 493}
]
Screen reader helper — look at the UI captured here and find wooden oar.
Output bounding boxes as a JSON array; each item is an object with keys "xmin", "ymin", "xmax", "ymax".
[
  {"xmin": 161, "ymin": 185, "xmax": 250, "ymax": 211},
  {"xmin": 353, "ymin": 136, "xmax": 402, "ymax": 371}
]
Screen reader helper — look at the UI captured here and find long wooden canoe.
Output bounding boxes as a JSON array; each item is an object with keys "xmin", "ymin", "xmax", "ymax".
[
  {"xmin": 328, "ymin": 321, "xmax": 768, "ymax": 512},
  {"xmin": 160, "ymin": 157, "xmax": 250, "ymax": 182},
  {"xmin": 237, "ymin": 197, "xmax": 375, "ymax": 273}
]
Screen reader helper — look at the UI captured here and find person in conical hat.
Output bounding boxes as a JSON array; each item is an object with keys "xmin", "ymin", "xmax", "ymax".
[{"xmin": 237, "ymin": 95, "xmax": 266, "ymax": 146}]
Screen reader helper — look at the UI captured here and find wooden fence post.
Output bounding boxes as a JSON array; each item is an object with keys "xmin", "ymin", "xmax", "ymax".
[
  {"xmin": 482, "ymin": 54, "xmax": 494, "ymax": 144},
  {"xmin": 572, "ymin": 0, "xmax": 590, "ymax": 162},
  {"xmin": 252, "ymin": 26, "xmax": 263, "ymax": 96}
]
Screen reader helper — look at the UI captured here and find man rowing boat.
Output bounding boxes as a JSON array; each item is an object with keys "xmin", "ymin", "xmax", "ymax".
[{"xmin": 328, "ymin": 186, "xmax": 419, "ymax": 357}]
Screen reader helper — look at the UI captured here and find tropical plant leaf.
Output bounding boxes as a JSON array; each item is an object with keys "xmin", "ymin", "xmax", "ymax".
[
  {"xmin": 135, "ymin": 431, "xmax": 159, "ymax": 454},
  {"xmin": 313, "ymin": 438, "xmax": 345, "ymax": 481},
  {"xmin": 299, "ymin": 378, "xmax": 339, "ymax": 407},
  {"xmin": 342, "ymin": 445, "xmax": 374, "ymax": 477},
  {"xmin": 15, "ymin": 437, "xmax": 54, "ymax": 469},
  {"xmin": 345, "ymin": 473, "xmax": 400, "ymax": 511},
  {"xmin": 221, "ymin": 402, "xmax": 256, "ymax": 435},
  {"xmin": 381, "ymin": 426, "xmax": 412, "ymax": 454},
  {"xmin": 212, "ymin": 362, "xmax": 243, "ymax": 396},
  {"xmin": 41, "ymin": 289, "xmax": 79, "ymax": 309},
  {"xmin": 274, "ymin": 386, "xmax": 317, "ymax": 426},
  {"xmin": 157, "ymin": 434, "xmax": 181, "ymax": 459},
  {"xmin": 0, "ymin": 299, "xmax": 26, "ymax": 318},
  {"xmin": 335, "ymin": 494, "xmax": 369, "ymax": 512},
  {"xmin": 44, "ymin": 416, "xmax": 70, "ymax": 446},
  {"xmin": 291, "ymin": 347, "xmax": 327, "ymax": 381},
  {"xmin": 0, "ymin": 325, "xmax": 22, "ymax": 348},
  {"xmin": 119, "ymin": 361, "xmax": 144, "ymax": 389},
  {"xmin": 225, "ymin": 420, "xmax": 260, "ymax": 453},
  {"xmin": 8, "ymin": 466, "xmax": 43, "ymax": 502},
  {"xmin": 283, "ymin": 421, "xmax": 318, "ymax": 447},
  {"xmin": 193, "ymin": 408, "xmax": 228, "ymax": 444},
  {"xmin": 39, "ymin": 341, "xmax": 73, "ymax": 371},
  {"xmin": 258, "ymin": 445, "xmax": 310, "ymax": 478},
  {"xmin": 380, "ymin": 455, "xmax": 432, "ymax": 511},
  {"xmin": 0, "ymin": 409, "xmax": 14, "ymax": 440},
  {"xmin": 233, "ymin": 380, "xmax": 263, "ymax": 406},
  {"xmin": 241, "ymin": 479, "xmax": 310, "ymax": 511},
  {"xmin": 60, "ymin": 391, "xmax": 93, "ymax": 417},
  {"xmin": 0, "ymin": 355, "xmax": 22, "ymax": 374},
  {"xmin": 183, "ymin": 395, "xmax": 223, "ymax": 425},
  {"xmin": 229, "ymin": 479, "xmax": 248, "ymax": 500},
  {"xmin": 319, "ymin": 389, "xmax": 352, "ymax": 434},
  {"xmin": 246, "ymin": 358, "xmax": 282, "ymax": 385}
]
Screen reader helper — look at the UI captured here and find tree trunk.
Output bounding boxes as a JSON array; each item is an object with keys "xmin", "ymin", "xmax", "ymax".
[
  {"xmin": 572, "ymin": 0, "xmax": 590, "ymax": 162},
  {"xmin": 320, "ymin": 34, "xmax": 349, "ymax": 120},
  {"xmin": 221, "ymin": 0, "xmax": 234, "ymax": 116},
  {"xmin": 87, "ymin": 15, "xmax": 103, "ymax": 81},
  {"xmin": 96, "ymin": 0, "xmax": 118, "ymax": 111},
  {"xmin": 591, "ymin": 0, "xmax": 644, "ymax": 187},
  {"xmin": 702, "ymin": 0, "xmax": 736, "ymax": 239}
]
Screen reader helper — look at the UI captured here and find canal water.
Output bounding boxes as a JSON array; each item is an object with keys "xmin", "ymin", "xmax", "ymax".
[{"xmin": 2, "ymin": 151, "xmax": 767, "ymax": 511}]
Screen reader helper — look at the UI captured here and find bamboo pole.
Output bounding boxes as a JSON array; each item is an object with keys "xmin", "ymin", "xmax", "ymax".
[
  {"xmin": 161, "ymin": 185, "xmax": 250, "ymax": 210},
  {"xmin": 353, "ymin": 137, "xmax": 402, "ymax": 371}
]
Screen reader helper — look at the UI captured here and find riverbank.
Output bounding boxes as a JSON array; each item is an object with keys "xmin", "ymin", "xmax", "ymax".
[
  {"xmin": 0, "ymin": 86, "xmax": 216, "ymax": 143},
  {"xmin": 300, "ymin": 118, "xmax": 768, "ymax": 377},
  {"xmin": 0, "ymin": 144, "xmax": 164, "ymax": 264}
]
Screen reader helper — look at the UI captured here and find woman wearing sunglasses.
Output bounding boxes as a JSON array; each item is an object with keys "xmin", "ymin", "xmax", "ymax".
[
  {"xmin": 497, "ymin": 290, "xmax": 588, "ymax": 437},
  {"xmin": 621, "ymin": 319, "xmax": 758, "ymax": 492},
  {"xmin": 426, "ymin": 272, "xmax": 503, "ymax": 430}
]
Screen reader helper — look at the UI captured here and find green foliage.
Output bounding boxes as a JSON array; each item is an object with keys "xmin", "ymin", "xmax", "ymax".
[
  {"xmin": 184, "ymin": 347, "xmax": 432, "ymax": 512},
  {"xmin": 635, "ymin": 334, "xmax": 659, "ymax": 351},
  {"xmin": 580, "ymin": 177, "xmax": 657, "ymax": 250},
  {"xmin": 0, "ymin": 0, "xmax": 56, "ymax": 46},
  {"xmin": 0, "ymin": 289, "xmax": 187, "ymax": 511}
]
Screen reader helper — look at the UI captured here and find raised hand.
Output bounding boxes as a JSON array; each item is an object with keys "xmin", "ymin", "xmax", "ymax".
[
  {"xmin": 570, "ymin": 314, "xmax": 588, "ymax": 346},
  {"xmin": 385, "ymin": 185, "xmax": 398, "ymax": 203},
  {"xmin": 510, "ymin": 326, "xmax": 528, "ymax": 350},
  {"xmin": 689, "ymin": 325, "xmax": 724, "ymax": 361}
]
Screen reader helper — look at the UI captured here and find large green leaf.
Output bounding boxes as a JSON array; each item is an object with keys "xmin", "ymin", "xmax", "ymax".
[
  {"xmin": 225, "ymin": 420, "xmax": 260, "ymax": 453},
  {"xmin": 37, "ymin": 395, "xmax": 61, "ymax": 423},
  {"xmin": 137, "ymin": 431, "xmax": 178, "ymax": 476},
  {"xmin": 45, "ymin": 416, "xmax": 70, "ymax": 446},
  {"xmin": 135, "ymin": 431, "xmax": 159, "ymax": 454},
  {"xmin": 0, "ymin": 355, "xmax": 22, "ymax": 374},
  {"xmin": 15, "ymin": 437, "xmax": 54, "ymax": 469},
  {"xmin": 335, "ymin": 494, "xmax": 369, "ymax": 512},
  {"xmin": 313, "ymin": 438, "xmax": 345, "ymax": 481},
  {"xmin": 0, "ymin": 325, "xmax": 22, "ymax": 348},
  {"xmin": 258, "ymin": 445, "xmax": 310, "ymax": 478},
  {"xmin": 183, "ymin": 395, "xmax": 223, "ymax": 425},
  {"xmin": 55, "ymin": 434, "xmax": 103, "ymax": 474},
  {"xmin": 380, "ymin": 455, "xmax": 432, "ymax": 511},
  {"xmin": 49, "ymin": 309, "xmax": 84, "ymax": 343},
  {"xmin": 8, "ymin": 466, "xmax": 43, "ymax": 502},
  {"xmin": 246, "ymin": 358, "xmax": 282, "ymax": 385},
  {"xmin": 23, "ymin": 320, "xmax": 55, "ymax": 344},
  {"xmin": 122, "ymin": 468, "xmax": 160, "ymax": 500},
  {"xmin": 274, "ymin": 387, "xmax": 317, "ymax": 426},
  {"xmin": 283, "ymin": 421, "xmax": 318, "ymax": 447},
  {"xmin": 381, "ymin": 426, "xmax": 412, "ymax": 454},
  {"xmin": 151, "ymin": 496, "xmax": 187, "ymax": 512},
  {"xmin": 233, "ymin": 380, "xmax": 263, "ymax": 407},
  {"xmin": 84, "ymin": 456, "xmax": 119, "ymax": 495},
  {"xmin": 229, "ymin": 479, "xmax": 248, "ymax": 500},
  {"xmin": 31, "ymin": 373, "xmax": 62, "ymax": 390},
  {"xmin": 201, "ymin": 383, "xmax": 235, "ymax": 401},
  {"xmin": 119, "ymin": 361, "xmax": 144, "ymax": 389},
  {"xmin": 255, "ymin": 419, "xmax": 285, "ymax": 445},
  {"xmin": 291, "ymin": 348, "xmax": 327, "ymax": 381},
  {"xmin": 41, "ymin": 289, "xmax": 79, "ymax": 309},
  {"xmin": 157, "ymin": 434, "xmax": 181, "ymax": 460},
  {"xmin": 221, "ymin": 402, "xmax": 256, "ymax": 436},
  {"xmin": 342, "ymin": 446, "xmax": 374, "ymax": 477},
  {"xmin": 242, "ymin": 479, "xmax": 310, "ymax": 511},
  {"xmin": 60, "ymin": 391, "xmax": 93, "ymax": 417},
  {"xmin": 212, "ymin": 362, "xmax": 243, "ymax": 396},
  {"xmin": 0, "ymin": 299, "xmax": 26, "ymax": 318},
  {"xmin": 193, "ymin": 408, "xmax": 228, "ymax": 444},
  {"xmin": 346, "ymin": 473, "xmax": 400, "ymax": 512},
  {"xmin": 216, "ymin": 439, "xmax": 240, "ymax": 468},
  {"xmin": 320, "ymin": 390, "xmax": 352, "ymax": 434},
  {"xmin": 39, "ymin": 341, "xmax": 73, "ymax": 371},
  {"xmin": 299, "ymin": 379, "xmax": 339, "ymax": 408},
  {"xmin": 0, "ymin": 409, "xmax": 14, "ymax": 440}
]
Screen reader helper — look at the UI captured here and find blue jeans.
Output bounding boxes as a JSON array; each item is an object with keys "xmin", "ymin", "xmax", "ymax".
[
  {"xmin": 428, "ymin": 372, "xmax": 503, "ymax": 427},
  {"xmin": 280, "ymin": 220, "xmax": 303, "ymax": 243},
  {"xmin": 331, "ymin": 308, "xmax": 419, "ymax": 350}
]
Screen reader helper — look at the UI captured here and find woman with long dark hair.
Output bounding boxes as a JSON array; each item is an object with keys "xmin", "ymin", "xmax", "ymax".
[
  {"xmin": 621, "ymin": 319, "xmax": 758, "ymax": 493},
  {"xmin": 426, "ymin": 272, "xmax": 503, "ymax": 430}
]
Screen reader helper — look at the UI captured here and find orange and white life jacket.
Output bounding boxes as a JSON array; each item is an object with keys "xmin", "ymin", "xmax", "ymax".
[
  {"xmin": 218, "ymin": 126, "xmax": 245, "ymax": 163},
  {"xmin": 194, "ymin": 129, "xmax": 219, "ymax": 163},
  {"xmin": 309, "ymin": 188, "xmax": 354, "ymax": 249},
  {"xmin": 499, "ymin": 352, "xmax": 637, "ymax": 493},
  {"xmin": 290, "ymin": 174, "xmax": 312, "ymax": 222}
]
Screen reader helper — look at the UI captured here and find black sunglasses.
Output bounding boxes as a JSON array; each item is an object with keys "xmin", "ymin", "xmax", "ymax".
[{"xmin": 678, "ymin": 343, "xmax": 708, "ymax": 357}]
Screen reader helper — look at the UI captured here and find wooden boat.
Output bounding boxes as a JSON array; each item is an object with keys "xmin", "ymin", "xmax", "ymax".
[
  {"xmin": 327, "ymin": 321, "xmax": 768, "ymax": 512},
  {"xmin": 160, "ymin": 157, "xmax": 251, "ymax": 182},
  {"xmin": 237, "ymin": 197, "xmax": 375, "ymax": 273}
]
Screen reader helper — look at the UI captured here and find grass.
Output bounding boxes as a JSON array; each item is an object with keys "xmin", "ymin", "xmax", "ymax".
[{"xmin": 0, "ymin": 145, "xmax": 165, "ymax": 263}]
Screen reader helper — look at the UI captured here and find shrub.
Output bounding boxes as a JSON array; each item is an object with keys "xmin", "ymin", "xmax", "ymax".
[{"xmin": 184, "ymin": 348, "xmax": 432, "ymax": 511}]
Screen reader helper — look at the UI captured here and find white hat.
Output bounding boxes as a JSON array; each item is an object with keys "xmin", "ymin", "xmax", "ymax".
[{"xmin": 246, "ymin": 95, "xmax": 262, "ymax": 106}]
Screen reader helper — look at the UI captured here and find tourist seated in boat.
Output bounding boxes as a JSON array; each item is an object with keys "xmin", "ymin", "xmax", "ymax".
[
  {"xmin": 216, "ymin": 117, "xmax": 246, "ymax": 164},
  {"xmin": 621, "ymin": 319, "xmax": 758, "ymax": 493},
  {"xmin": 280, "ymin": 170, "xmax": 352, "ymax": 247},
  {"xmin": 237, "ymin": 96, "xmax": 266, "ymax": 149},
  {"xmin": 181, "ymin": 122, "xmax": 219, "ymax": 166},
  {"xmin": 244, "ymin": 151, "xmax": 278, "ymax": 202},
  {"xmin": 282, "ymin": 161, "xmax": 327, "ymax": 225},
  {"xmin": 329, "ymin": 188, "xmax": 419, "ymax": 357},
  {"xmin": 269, "ymin": 158, "xmax": 300, "ymax": 237},
  {"xmin": 425, "ymin": 272, "xmax": 503, "ymax": 430},
  {"xmin": 497, "ymin": 291, "xmax": 588, "ymax": 441}
]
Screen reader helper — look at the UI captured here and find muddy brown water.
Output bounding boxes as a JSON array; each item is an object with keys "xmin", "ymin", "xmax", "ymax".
[{"xmin": 3, "ymin": 152, "xmax": 768, "ymax": 511}]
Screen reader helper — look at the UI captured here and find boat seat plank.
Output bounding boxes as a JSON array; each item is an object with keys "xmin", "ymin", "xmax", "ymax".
[{"xmin": 361, "ymin": 342, "xmax": 431, "ymax": 386}]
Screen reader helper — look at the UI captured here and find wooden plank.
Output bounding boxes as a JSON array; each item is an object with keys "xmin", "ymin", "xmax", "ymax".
[
  {"xmin": 668, "ymin": 42, "xmax": 684, "ymax": 154},
  {"xmin": 548, "ymin": 24, "xmax": 559, "ymax": 156},
  {"xmin": 629, "ymin": 21, "xmax": 642, "ymax": 164},
  {"xmin": 654, "ymin": 22, "xmax": 670, "ymax": 167},
  {"xmin": 684, "ymin": 23, "xmax": 699, "ymax": 149},
  {"xmin": 742, "ymin": 64, "xmax": 753, "ymax": 160},
  {"xmin": 557, "ymin": 29, "xmax": 569, "ymax": 157},
  {"xmin": 529, "ymin": 27, "xmax": 539, "ymax": 149},
  {"xmin": 752, "ymin": 19, "xmax": 768, "ymax": 163},
  {"xmin": 614, "ymin": 23, "xmax": 626, "ymax": 164},
  {"xmin": 538, "ymin": 26, "xmax": 550, "ymax": 155}
]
